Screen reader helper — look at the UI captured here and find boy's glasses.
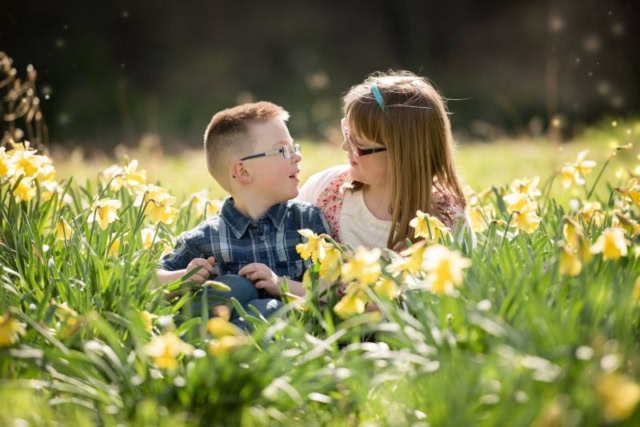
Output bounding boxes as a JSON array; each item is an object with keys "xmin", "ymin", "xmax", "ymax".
[
  {"xmin": 341, "ymin": 119, "xmax": 387, "ymax": 158},
  {"xmin": 240, "ymin": 143, "xmax": 301, "ymax": 161}
]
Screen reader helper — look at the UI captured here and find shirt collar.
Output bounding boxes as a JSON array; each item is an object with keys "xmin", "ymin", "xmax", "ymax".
[{"xmin": 221, "ymin": 197, "xmax": 289, "ymax": 239}]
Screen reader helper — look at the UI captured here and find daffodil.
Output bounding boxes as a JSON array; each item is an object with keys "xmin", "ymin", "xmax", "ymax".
[
  {"xmin": 409, "ymin": 210, "xmax": 450, "ymax": 242},
  {"xmin": 11, "ymin": 148, "xmax": 44, "ymax": 178},
  {"xmin": 560, "ymin": 165, "xmax": 585, "ymax": 188},
  {"xmin": 468, "ymin": 205, "xmax": 494, "ymax": 233},
  {"xmin": 0, "ymin": 312, "xmax": 26, "ymax": 347},
  {"xmin": 88, "ymin": 198, "xmax": 121, "ymax": 230},
  {"xmin": 207, "ymin": 317, "xmax": 244, "ymax": 338},
  {"xmin": 510, "ymin": 176, "xmax": 541, "ymax": 199},
  {"xmin": 123, "ymin": 160, "xmax": 147, "ymax": 188},
  {"xmin": 99, "ymin": 164, "xmax": 124, "ymax": 191},
  {"xmin": 590, "ymin": 228, "xmax": 628, "ymax": 260},
  {"xmin": 341, "ymin": 247, "xmax": 382, "ymax": 286},
  {"xmin": 55, "ymin": 302, "xmax": 80, "ymax": 340},
  {"xmin": 141, "ymin": 227, "xmax": 155, "ymax": 249},
  {"xmin": 422, "ymin": 245, "xmax": 471, "ymax": 294},
  {"xmin": 318, "ymin": 242, "xmax": 342, "ymax": 282},
  {"xmin": 613, "ymin": 213, "xmax": 640, "ymax": 238},
  {"xmin": 579, "ymin": 202, "xmax": 605, "ymax": 227},
  {"xmin": 503, "ymin": 192, "xmax": 530, "ymax": 214},
  {"xmin": 140, "ymin": 310, "xmax": 157, "ymax": 331},
  {"xmin": 596, "ymin": 373, "xmax": 640, "ymax": 423},
  {"xmin": 208, "ymin": 335, "xmax": 250, "ymax": 356},
  {"xmin": 56, "ymin": 218, "xmax": 73, "ymax": 241},
  {"xmin": 373, "ymin": 277, "xmax": 401, "ymax": 300},
  {"xmin": 574, "ymin": 150, "xmax": 596, "ymax": 176},
  {"xmin": 333, "ymin": 289, "xmax": 368, "ymax": 317},
  {"xmin": 144, "ymin": 332, "xmax": 194, "ymax": 369},
  {"xmin": 108, "ymin": 238, "xmax": 121, "ymax": 257},
  {"xmin": 0, "ymin": 147, "xmax": 15, "ymax": 178},
  {"xmin": 296, "ymin": 229, "xmax": 326, "ymax": 263},
  {"xmin": 12, "ymin": 176, "xmax": 37, "ymax": 203},
  {"xmin": 146, "ymin": 200, "xmax": 178, "ymax": 224},
  {"xmin": 559, "ymin": 243, "xmax": 581, "ymax": 277},
  {"xmin": 563, "ymin": 219, "xmax": 583, "ymax": 251},
  {"xmin": 512, "ymin": 202, "xmax": 542, "ymax": 234},
  {"xmin": 387, "ymin": 240, "xmax": 426, "ymax": 276},
  {"xmin": 617, "ymin": 178, "xmax": 640, "ymax": 205}
]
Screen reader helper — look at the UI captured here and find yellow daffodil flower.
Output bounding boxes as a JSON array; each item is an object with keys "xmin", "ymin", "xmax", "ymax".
[
  {"xmin": 373, "ymin": 277, "xmax": 401, "ymax": 300},
  {"xmin": 88, "ymin": 198, "xmax": 121, "ymax": 230},
  {"xmin": 513, "ymin": 202, "xmax": 542, "ymax": 234},
  {"xmin": 207, "ymin": 317, "xmax": 244, "ymax": 338},
  {"xmin": 208, "ymin": 335, "xmax": 250, "ymax": 356},
  {"xmin": 563, "ymin": 219, "xmax": 583, "ymax": 251},
  {"xmin": 409, "ymin": 210, "xmax": 450, "ymax": 242},
  {"xmin": 141, "ymin": 227, "xmax": 155, "ymax": 249},
  {"xmin": 590, "ymin": 228, "xmax": 628, "ymax": 260},
  {"xmin": 12, "ymin": 177, "xmax": 37, "ymax": 203},
  {"xmin": 0, "ymin": 312, "xmax": 26, "ymax": 347},
  {"xmin": 99, "ymin": 164, "xmax": 124, "ymax": 191},
  {"xmin": 510, "ymin": 176, "xmax": 541, "ymax": 199},
  {"xmin": 422, "ymin": 245, "xmax": 471, "ymax": 294},
  {"xmin": 341, "ymin": 247, "xmax": 382, "ymax": 286},
  {"xmin": 140, "ymin": 310, "xmax": 157, "ymax": 331},
  {"xmin": 333, "ymin": 289, "xmax": 368, "ymax": 317},
  {"xmin": 559, "ymin": 243, "xmax": 581, "ymax": 277},
  {"xmin": 296, "ymin": 229, "xmax": 326, "ymax": 263},
  {"xmin": 503, "ymin": 192, "xmax": 530, "ymax": 214},
  {"xmin": 108, "ymin": 238, "xmax": 121, "ymax": 257},
  {"xmin": 144, "ymin": 332, "xmax": 194, "ymax": 369},
  {"xmin": 560, "ymin": 165, "xmax": 585, "ymax": 188},
  {"xmin": 596, "ymin": 373, "xmax": 640, "ymax": 423},
  {"xmin": 579, "ymin": 202, "xmax": 605, "ymax": 227},
  {"xmin": 0, "ymin": 147, "xmax": 15, "ymax": 178},
  {"xmin": 574, "ymin": 150, "xmax": 597, "ymax": 176},
  {"xmin": 123, "ymin": 160, "xmax": 147, "ymax": 188},
  {"xmin": 56, "ymin": 218, "xmax": 73, "ymax": 241},
  {"xmin": 318, "ymin": 242, "xmax": 342, "ymax": 282}
]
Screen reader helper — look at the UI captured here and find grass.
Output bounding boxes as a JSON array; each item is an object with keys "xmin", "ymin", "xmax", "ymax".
[{"xmin": 1, "ymin": 117, "xmax": 640, "ymax": 426}]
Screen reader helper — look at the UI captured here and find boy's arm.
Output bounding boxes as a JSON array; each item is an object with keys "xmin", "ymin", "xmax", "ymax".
[{"xmin": 155, "ymin": 256, "xmax": 216, "ymax": 299}]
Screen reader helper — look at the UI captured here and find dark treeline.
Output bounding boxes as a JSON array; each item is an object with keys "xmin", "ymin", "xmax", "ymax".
[{"xmin": 1, "ymin": 0, "xmax": 639, "ymax": 149}]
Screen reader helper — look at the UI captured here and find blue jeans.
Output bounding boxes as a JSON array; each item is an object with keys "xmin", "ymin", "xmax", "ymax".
[{"xmin": 186, "ymin": 274, "xmax": 283, "ymax": 330}]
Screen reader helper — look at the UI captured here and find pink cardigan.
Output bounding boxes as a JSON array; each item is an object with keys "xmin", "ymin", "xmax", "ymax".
[{"xmin": 314, "ymin": 170, "xmax": 467, "ymax": 244}]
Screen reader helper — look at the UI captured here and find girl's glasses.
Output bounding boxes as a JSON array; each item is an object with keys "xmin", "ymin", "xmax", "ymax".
[
  {"xmin": 341, "ymin": 119, "xmax": 387, "ymax": 158},
  {"xmin": 240, "ymin": 143, "xmax": 301, "ymax": 161}
]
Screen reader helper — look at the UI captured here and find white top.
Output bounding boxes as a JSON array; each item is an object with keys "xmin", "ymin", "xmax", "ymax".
[
  {"xmin": 297, "ymin": 165, "xmax": 391, "ymax": 248},
  {"xmin": 297, "ymin": 164, "xmax": 476, "ymax": 249}
]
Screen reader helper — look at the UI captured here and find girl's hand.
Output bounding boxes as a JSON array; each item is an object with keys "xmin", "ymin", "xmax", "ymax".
[
  {"xmin": 238, "ymin": 263, "xmax": 281, "ymax": 296},
  {"xmin": 184, "ymin": 256, "xmax": 216, "ymax": 284}
]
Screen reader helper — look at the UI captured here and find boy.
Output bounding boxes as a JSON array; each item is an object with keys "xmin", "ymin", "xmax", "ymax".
[{"xmin": 156, "ymin": 102, "xmax": 330, "ymax": 329}]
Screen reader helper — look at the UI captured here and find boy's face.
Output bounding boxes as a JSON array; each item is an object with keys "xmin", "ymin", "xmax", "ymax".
[{"xmin": 242, "ymin": 118, "xmax": 301, "ymax": 204}]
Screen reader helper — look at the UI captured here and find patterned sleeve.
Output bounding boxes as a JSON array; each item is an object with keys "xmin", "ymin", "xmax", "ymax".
[{"xmin": 159, "ymin": 228, "xmax": 202, "ymax": 271}]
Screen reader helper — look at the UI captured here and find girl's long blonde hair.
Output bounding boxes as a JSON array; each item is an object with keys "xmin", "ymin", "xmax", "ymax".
[{"xmin": 343, "ymin": 70, "xmax": 466, "ymax": 250}]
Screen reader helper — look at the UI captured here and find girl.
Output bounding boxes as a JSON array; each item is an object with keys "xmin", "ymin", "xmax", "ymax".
[{"xmin": 298, "ymin": 70, "xmax": 471, "ymax": 250}]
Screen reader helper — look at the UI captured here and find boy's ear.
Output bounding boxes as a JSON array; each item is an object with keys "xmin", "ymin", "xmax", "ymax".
[{"xmin": 230, "ymin": 160, "xmax": 252, "ymax": 184}]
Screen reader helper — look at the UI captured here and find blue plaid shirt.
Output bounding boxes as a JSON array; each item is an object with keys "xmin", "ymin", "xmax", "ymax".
[{"xmin": 160, "ymin": 197, "xmax": 330, "ymax": 282}]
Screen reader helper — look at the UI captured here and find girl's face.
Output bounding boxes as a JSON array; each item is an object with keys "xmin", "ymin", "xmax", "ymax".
[{"xmin": 341, "ymin": 119, "xmax": 388, "ymax": 186}]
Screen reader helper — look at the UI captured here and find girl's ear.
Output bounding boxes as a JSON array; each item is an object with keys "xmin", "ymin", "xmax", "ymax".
[{"xmin": 230, "ymin": 161, "xmax": 252, "ymax": 184}]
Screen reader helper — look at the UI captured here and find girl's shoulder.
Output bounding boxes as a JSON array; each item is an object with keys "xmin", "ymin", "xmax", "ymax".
[{"xmin": 297, "ymin": 165, "xmax": 350, "ymax": 204}]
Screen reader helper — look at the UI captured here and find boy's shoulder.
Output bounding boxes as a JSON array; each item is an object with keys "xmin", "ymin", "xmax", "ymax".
[
  {"xmin": 284, "ymin": 199, "xmax": 323, "ymax": 215},
  {"xmin": 179, "ymin": 215, "xmax": 224, "ymax": 239}
]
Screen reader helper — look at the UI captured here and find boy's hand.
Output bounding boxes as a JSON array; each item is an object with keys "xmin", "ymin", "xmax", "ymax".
[
  {"xmin": 184, "ymin": 256, "xmax": 216, "ymax": 285},
  {"xmin": 238, "ymin": 263, "xmax": 280, "ymax": 296}
]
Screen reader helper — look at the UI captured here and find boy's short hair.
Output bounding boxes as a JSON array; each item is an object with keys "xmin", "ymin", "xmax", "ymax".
[{"xmin": 204, "ymin": 101, "xmax": 290, "ymax": 190}]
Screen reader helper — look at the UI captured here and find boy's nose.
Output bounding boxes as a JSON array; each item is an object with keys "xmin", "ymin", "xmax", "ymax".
[{"xmin": 292, "ymin": 152, "xmax": 302, "ymax": 162}]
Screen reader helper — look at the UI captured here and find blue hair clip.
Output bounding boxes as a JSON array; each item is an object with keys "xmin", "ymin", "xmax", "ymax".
[{"xmin": 370, "ymin": 83, "xmax": 385, "ymax": 111}]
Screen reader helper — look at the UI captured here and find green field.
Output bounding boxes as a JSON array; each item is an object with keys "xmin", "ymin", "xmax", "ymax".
[{"xmin": 2, "ymin": 118, "xmax": 640, "ymax": 426}]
